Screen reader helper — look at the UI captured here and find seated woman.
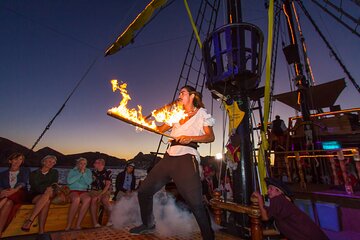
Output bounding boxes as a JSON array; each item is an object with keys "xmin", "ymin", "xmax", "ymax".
[
  {"xmin": 65, "ymin": 157, "xmax": 92, "ymax": 231},
  {"xmin": 90, "ymin": 159, "xmax": 112, "ymax": 228},
  {"xmin": 0, "ymin": 153, "xmax": 30, "ymax": 237},
  {"xmin": 21, "ymin": 155, "xmax": 58, "ymax": 234}
]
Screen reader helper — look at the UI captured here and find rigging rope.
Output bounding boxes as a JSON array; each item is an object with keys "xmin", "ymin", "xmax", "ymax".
[
  {"xmin": 30, "ymin": 57, "xmax": 99, "ymax": 151},
  {"xmin": 296, "ymin": 0, "xmax": 360, "ymax": 94},
  {"xmin": 257, "ymin": 0, "xmax": 275, "ymax": 195}
]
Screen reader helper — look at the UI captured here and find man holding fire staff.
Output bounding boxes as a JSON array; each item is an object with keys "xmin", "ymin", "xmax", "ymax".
[{"xmin": 130, "ymin": 85, "xmax": 215, "ymax": 240}]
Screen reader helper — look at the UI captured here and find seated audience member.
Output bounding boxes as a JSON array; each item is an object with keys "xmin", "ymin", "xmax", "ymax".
[
  {"xmin": 252, "ymin": 178, "xmax": 329, "ymax": 240},
  {"xmin": 201, "ymin": 165, "xmax": 217, "ymax": 206},
  {"xmin": 0, "ymin": 153, "xmax": 30, "ymax": 237},
  {"xmin": 114, "ymin": 163, "xmax": 136, "ymax": 200},
  {"xmin": 21, "ymin": 155, "xmax": 58, "ymax": 234},
  {"xmin": 90, "ymin": 159, "xmax": 113, "ymax": 227},
  {"xmin": 65, "ymin": 157, "xmax": 92, "ymax": 230},
  {"xmin": 219, "ymin": 175, "xmax": 233, "ymax": 201}
]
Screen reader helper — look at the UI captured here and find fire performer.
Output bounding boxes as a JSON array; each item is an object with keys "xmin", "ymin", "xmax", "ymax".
[{"xmin": 130, "ymin": 85, "xmax": 215, "ymax": 240}]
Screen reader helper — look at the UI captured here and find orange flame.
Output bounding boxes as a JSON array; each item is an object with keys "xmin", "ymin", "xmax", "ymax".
[{"xmin": 108, "ymin": 80, "xmax": 187, "ymax": 130}]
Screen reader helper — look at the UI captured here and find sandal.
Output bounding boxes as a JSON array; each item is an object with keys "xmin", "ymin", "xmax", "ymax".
[{"xmin": 21, "ymin": 218, "xmax": 34, "ymax": 232}]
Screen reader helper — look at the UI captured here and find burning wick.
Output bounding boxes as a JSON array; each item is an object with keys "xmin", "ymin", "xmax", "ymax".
[{"xmin": 108, "ymin": 80, "xmax": 187, "ymax": 132}]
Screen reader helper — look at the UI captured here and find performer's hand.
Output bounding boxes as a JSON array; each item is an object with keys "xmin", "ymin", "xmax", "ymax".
[{"xmin": 176, "ymin": 135, "xmax": 193, "ymax": 144}]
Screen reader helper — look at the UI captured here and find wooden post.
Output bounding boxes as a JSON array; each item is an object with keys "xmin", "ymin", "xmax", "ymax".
[
  {"xmin": 285, "ymin": 154, "xmax": 292, "ymax": 182},
  {"xmin": 296, "ymin": 152, "xmax": 306, "ymax": 189},
  {"xmin": 353, "ymin": 149, "xmax": 360, "ymax": 180},
  {"xmin": 212, "ymin": 190, "xmax": 222, "ymax": 225},
  {"xmin": 329, "ymin": 157, "xmax": 339, "ymax": 185},
  {"xmin": 250, "ymin": 195, "xmax": 263, "ymax": 240},
  {"xmin": 337, "ymin": 150, "xmax": 348, "ymax": 184}
]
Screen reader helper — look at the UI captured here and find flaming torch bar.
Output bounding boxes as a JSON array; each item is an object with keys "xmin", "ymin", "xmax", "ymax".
[{"xmin": 107, "ymin": 110, "xmax": 173, "ymax": 139}]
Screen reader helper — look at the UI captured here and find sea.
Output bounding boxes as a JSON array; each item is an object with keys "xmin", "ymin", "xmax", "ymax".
[{"xmin": 0, "ymin": 167, "xmax": 147, "ymax": 188}]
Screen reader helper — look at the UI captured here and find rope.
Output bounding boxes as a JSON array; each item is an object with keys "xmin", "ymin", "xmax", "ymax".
[
  {"xmin": 296, "ymin": 0, "xmax": 360, "ymax": 94},
  {"xmin": 184, "ymin": 0, "xmax": 203, "ymax": 49},
  {"xmin": 30, "ymin": 57, "xmax": 99, "ymax": 151}
]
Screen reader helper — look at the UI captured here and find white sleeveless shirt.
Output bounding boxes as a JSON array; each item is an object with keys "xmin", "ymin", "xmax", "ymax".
[{"xmin": 167, "ymin": 108, "xmax": 215, "ymax": 162}]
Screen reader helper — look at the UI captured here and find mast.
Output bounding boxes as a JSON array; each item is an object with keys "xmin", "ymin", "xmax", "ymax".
[
  {"xmin": 282, "ymin": 0, "xmax": 314, "ymax": 147},
  {"xmin": 203, "ymin": 0, "xmax": 264, "ymax": 234}
]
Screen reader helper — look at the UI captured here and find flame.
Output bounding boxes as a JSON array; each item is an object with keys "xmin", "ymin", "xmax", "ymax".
[{"xmin": 108, "ymin": 80, "xmax": 187, "ymax": 130}]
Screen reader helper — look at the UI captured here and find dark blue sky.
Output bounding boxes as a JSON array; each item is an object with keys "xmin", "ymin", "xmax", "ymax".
[{"xmin": 1, "ymin": 0, "xmax": 359, "ymax": 159}]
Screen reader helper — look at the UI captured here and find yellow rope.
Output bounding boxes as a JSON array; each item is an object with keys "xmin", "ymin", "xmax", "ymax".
[
  {"xmin": 257, "ymin": 0, "xmax": 275, "ymax": 195},
  {"xmin": 183, "ymin": 0, "xmax": 202, "ymax": 49}
]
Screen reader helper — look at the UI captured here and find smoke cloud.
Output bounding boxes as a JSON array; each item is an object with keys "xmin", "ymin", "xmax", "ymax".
[{"xmin": 110, "ymin": 190, "xmax": 200, "ymax": 237}]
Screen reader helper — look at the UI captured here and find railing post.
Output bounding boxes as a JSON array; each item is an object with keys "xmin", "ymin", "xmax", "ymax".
[
  {"xmin": 250, "ymin": 195, "xmax": 263, "ymax": 240},
  {"xmin": 354, "ymin": 149, "xmax": 360, "ymax": 180},
  {"xmin": 212, "ymin": 190, "xmax": 222, "ymax": 225},
  {"xmin": 329, "ymin": 156, "xmax": 340, "ymax": 185},
  {"xmin": 285, "ymin": 154, "xmax": 292, "ymax": 182},
  {"xmin": 296, "ymin": 152, "xmax": 306, "ymax": 189},
  {"xmin": 337, "ymin": 150, "xmax": 348, "ymax": 183}
]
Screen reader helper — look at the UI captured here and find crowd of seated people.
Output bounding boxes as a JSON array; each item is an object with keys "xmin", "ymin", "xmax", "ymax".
[
  {"xmin": 0, "ymin": 153, "xmax": 142, "ymax": 237},
  {"xmin": 1, "ymin": 152, "xmax": 239, "ymax": 237}
]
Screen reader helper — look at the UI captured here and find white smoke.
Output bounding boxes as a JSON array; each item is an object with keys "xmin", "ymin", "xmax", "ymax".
[{"xmin": 110, "ymin": 190, "xmax": 201, "ymax": 237}]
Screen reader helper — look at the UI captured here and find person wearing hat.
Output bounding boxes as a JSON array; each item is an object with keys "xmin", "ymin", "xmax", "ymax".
[
  {"xmin": 252, "ymin": 178, "xmax": 328, "ymax": 240},
  {"xmin": 114, "ymin": 162, "xmax": 136, "ymax": 201}
]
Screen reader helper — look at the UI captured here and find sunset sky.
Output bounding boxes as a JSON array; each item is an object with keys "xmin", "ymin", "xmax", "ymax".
[{"xmin": 1, "ymin": 0, "xmax": 359, "ymax": 159}]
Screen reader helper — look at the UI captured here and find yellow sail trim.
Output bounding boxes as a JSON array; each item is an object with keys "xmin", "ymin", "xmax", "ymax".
[
  {"xmin": 224, "ymin": 101, "xmax": 245, "ymax": 135},
  {"xmin": 183, "ymin": 0, "xmax": 202, "ymax": 49},
  {"xmin": 257, "ymin": 0, "xmax": 275, "ymax": 195},
  {"xmin": 105, "ymin": 0, "xmax": 168, "ymax": 56}
]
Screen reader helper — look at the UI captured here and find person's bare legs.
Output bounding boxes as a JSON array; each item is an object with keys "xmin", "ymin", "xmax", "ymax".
[
  {"xmin": 0, "ymin": 198, "xmax": 8, "ymax": 209},
  {"xmin": 75, "ymin": 193, "xmax": 91, "ymax": 229},
  {"xmin": 22, "ymin": 188, "xmax": 53, "ymax": 230},
  {"xmin": 90, "ymin": 196, "xmax": 99, "ymax": 226},
  {"xmin": 0, "ymin": 199, "xmax": 14, "ymax": 235},
  {"xmin": 65, "ymin": 192, "xmax": 80, "ymax": 230},
  {"xmin": 38, "ymin": 199, "xmax": 51, "ymax": 234},
  {"xmin": 100, "ymin": 195, "xmax": 111, "ymax": 212},
  {"xmin": 100, "ymin": 195, "xmax": 112, "ymax": 226}
]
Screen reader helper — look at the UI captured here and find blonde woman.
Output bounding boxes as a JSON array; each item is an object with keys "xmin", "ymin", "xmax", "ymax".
[
  {"xmin": 21, "ymin": 155, "xmax": 58, "ymax": 234},
  {"xmin": 65, "ymin": 158, "xmax": 92, "ymax": 230}
]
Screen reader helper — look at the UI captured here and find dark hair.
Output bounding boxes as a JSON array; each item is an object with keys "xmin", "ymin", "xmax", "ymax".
[
  {"xmin": 7, "ymin": 153, "xmax": 25, "ymax": 167},
  {"xmin": 181, "ymin": 85, "xmax": 205, "ymax": 108},
  {"xmin": 7, "ymin": 152, "xmax": 25, "ymax": 162}
]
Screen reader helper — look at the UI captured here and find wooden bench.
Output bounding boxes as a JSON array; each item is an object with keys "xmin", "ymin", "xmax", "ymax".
[{"xmin": 2, "ymin": 203, "xmax": 109, "ymax": 238}]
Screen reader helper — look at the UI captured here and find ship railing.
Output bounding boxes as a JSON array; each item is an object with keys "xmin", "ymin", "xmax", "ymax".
[
  {"xmin": 287, "ymin": 107, "xmax": 360, "ymax": 138},
  {"xmin": 210, "ymin": 191, "xmax": 265, "ymax": 240},
  {"xmin": 271, "ymin": 147, "xmax": 360, "ymax": 189}
]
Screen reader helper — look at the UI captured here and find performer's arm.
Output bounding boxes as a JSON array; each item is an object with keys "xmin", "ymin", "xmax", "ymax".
[
  {"xmin": 176, "ymin": 126, "xmax": 215, "ymax": 144},
  {"xmin": 156, "ymin": 123, "xmax": 171, "ymax": 133}
]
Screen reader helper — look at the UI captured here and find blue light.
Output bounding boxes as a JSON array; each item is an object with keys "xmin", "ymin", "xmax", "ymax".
[{"xmin": 322, "ymin": 141, "xmax": 341, "ymax": 150}]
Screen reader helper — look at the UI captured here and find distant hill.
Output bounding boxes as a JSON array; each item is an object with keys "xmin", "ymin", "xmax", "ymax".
[{"xmin": 0, "ymin": 137, "xmax": 130, "ymax": 168}]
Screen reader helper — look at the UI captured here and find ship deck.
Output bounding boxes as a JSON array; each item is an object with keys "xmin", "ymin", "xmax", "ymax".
[
  {"xmin": 4, "ymin": 226, "xmax": 241, "ymax": 240},
  {"xmin": 4, "ymin": 225, "xmax": 360, "ymax": 240}
]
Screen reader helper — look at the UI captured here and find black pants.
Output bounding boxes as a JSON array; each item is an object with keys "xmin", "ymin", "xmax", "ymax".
[{"xmin": 138, "ymin": 153, "xmax": 215, "ymax": 240}]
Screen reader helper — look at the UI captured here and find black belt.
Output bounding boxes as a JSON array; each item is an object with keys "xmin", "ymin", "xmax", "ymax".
[{"xmin": 170, "ymin": 140, "xmax": 199, "ymax": 149}]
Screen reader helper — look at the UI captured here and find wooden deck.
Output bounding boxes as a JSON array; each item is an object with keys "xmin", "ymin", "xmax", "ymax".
[
  {"xmin": 2, "ymin": 204, "xmax": 100, "ymax": 238},
  {"xmin": 50, "ymin": 226, "xmax": 240, "ymax": 240}
]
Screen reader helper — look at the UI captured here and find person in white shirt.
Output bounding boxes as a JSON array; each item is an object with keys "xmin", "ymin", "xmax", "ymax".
[{"xmin": 130, "ymin": 85, "xmax": 215, "ymax": 240}]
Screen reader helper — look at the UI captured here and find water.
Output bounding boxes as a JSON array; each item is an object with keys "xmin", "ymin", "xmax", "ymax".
[{"xmin": 0, "ymin": 167, "xmax": 147, "ymax": 187}]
